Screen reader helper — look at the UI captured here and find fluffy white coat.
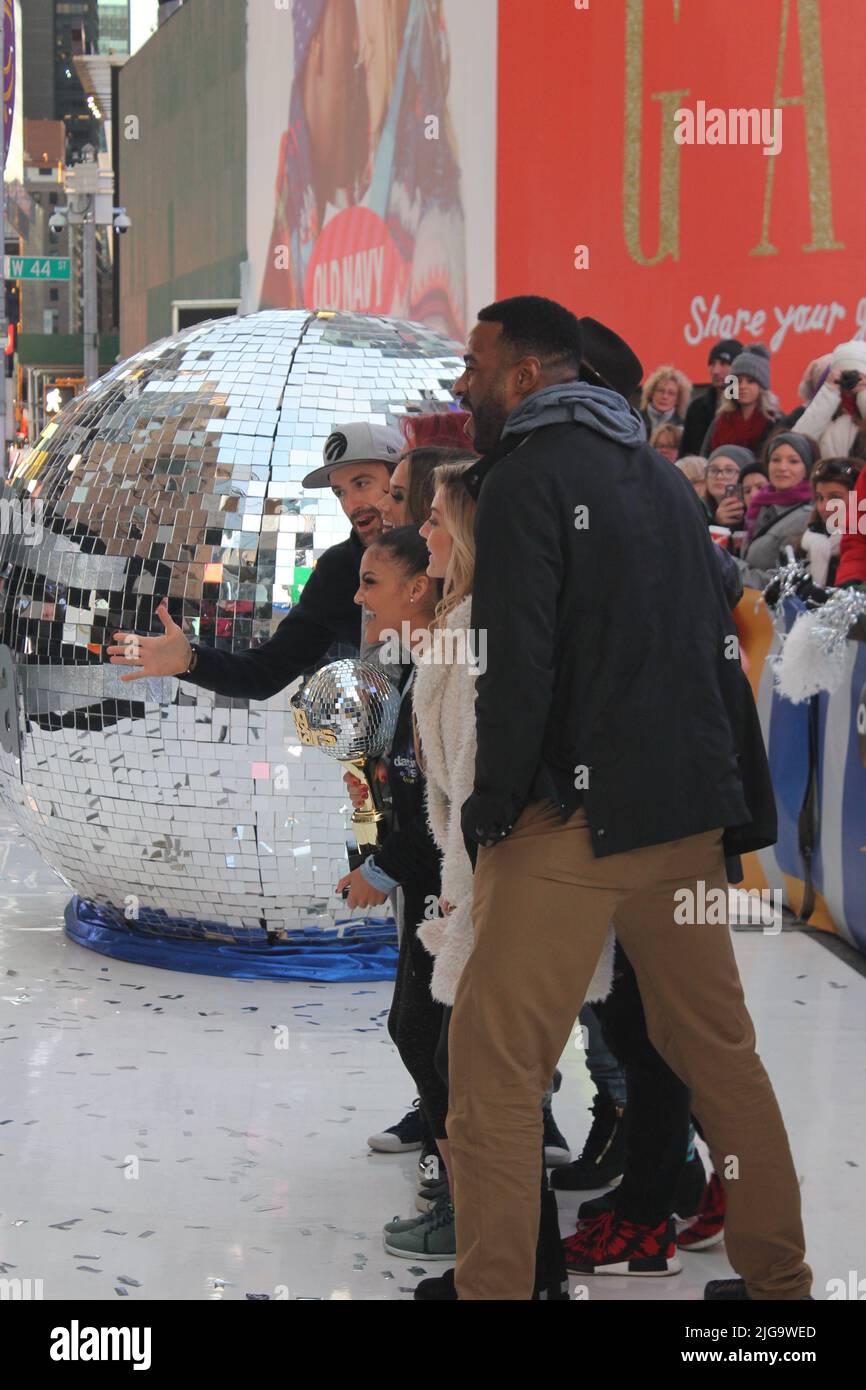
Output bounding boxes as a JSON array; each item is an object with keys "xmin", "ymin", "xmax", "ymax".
[{"xmin": 413, "ymin": 596, "xmax": 615, "ymax": 1006}]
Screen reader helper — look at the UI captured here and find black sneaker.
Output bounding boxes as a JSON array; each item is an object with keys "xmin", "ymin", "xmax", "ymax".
[
  {"xmin": 415, "ymin": 1178, "xmax": 450, "ymax": 1213},
  {"xmin": 368, "ymin": 1099, "xmax": 424, "ymax": 1153},
  {"xmin": 550, "ymin": 1093, "xmax": 626, "ymax": 1191},
  {"xmin": 577, "ymin": 1186, "xmax": 618, "ymax": 1221},
  {"xmin": 416, "ymin": 1149, "xmax": 449, "ymax": 1213},
  {"xmin": 576, "ymin": 1145, "xmax": 705, "ymax": 1222},
  {"xmin": 704, "ymin": 1278, "xmax": 813, "ymax": 1301},
  {"xmin": 412, "ymin": 1267, "xmax": 569, "ymax": 1300},
  {"xmin": 543, "ymin": 1106, "xmax": 572, "ymax": 1167}
]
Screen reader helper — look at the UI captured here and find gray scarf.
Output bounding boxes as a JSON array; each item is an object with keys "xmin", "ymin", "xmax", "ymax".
[{"xmin": 501, "ymin": 382, "xmax": 646, "ymax": 449}]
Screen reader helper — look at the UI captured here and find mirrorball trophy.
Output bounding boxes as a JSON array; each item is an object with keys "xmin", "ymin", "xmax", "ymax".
[{"xmin": 291, "ymin": 660, "xmax": 401, "ymax": 877}]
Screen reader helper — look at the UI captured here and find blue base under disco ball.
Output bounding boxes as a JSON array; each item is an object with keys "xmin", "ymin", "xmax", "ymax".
[{"xmin": 0, "ymin": 310, "xmax": 462, "ymax": 978}]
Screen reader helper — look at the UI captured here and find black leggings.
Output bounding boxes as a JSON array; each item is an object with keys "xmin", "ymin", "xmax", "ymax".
[
  {"xmin": 388, "ymin": 897, "xmax": 449, "ymax": 1140},
  {"xmin": 594, "ymin": 941, "xmax": 694, "ymax": 1225}
]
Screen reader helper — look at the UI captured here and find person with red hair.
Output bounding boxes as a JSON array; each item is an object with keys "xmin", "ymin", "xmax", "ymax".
[
  {"xmin": 400, "ymin": 410, "xmax": 473, "ymax": 450},
  {"xmin": 378, "ymin": 412, "xmax": 476, "ymax": 530}
]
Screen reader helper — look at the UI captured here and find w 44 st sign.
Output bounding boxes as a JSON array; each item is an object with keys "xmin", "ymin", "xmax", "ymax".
[{"xmin": 4, "ymin": 256, "xmax": 71, "ymax": 281}]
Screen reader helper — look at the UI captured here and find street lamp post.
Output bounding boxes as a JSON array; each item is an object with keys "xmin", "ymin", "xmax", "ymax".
[{"xmin": 53, "ymin": 145, "xmax": 130, "ymax": 387}]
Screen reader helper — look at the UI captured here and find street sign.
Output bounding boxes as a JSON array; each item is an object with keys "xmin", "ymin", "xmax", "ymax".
[{"xmin": 4, "ymin": 256, "xmax": 71, "ymax": 282}]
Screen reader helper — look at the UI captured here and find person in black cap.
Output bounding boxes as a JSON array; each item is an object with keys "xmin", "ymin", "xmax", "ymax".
[
  {"xmin": 106, "ymin": 421, "xmax": 403, "ymax": 697},
  {"xmin": 678, "ymin": 339, "xmax": 743, "ymax": 458}
]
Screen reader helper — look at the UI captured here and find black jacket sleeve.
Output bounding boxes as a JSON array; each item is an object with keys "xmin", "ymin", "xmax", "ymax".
[
  {"xmin": 374, "ymin": 817, "xmax": 441, "ymax": 889},
  {"xmin": 184, "ymin": 540, "xmax": 361, "ymax": 702},
  {"xmin": 713, "ymin": 540, "xmax": 744, "ymax": 610},
  {"xmin": 460, "ymin": 453, "xmax": 563, "ymax": 847}
]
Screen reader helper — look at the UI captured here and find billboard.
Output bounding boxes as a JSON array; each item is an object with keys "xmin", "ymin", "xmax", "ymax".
[
  {"xmin": 496, "ymin": 0, "xmax": 866, "ymax": 404},
  {"xmin": 246, "ymin": 0, "xmax": 497, "ymax": 341}
]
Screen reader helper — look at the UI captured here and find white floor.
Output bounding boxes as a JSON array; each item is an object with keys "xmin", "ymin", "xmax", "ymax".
[{"xmin": 0, "ymin": 812, "xmax": 863, "ymax": 1302}]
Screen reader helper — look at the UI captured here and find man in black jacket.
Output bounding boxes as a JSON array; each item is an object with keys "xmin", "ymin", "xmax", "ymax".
[
  {"xmin": 678, "ymin": 337, "xmax": 742, "ymax": 457},
  {"xmin": 444, "ymin": 296, "xmax": 810, "ymax": 1302},
  {"xmin": 106, "ymin": 421, "xmax": 402, "ymax": 696}
]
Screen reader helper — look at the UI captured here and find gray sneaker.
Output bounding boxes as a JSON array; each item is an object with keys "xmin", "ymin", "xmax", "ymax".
[
  {"xmin": 383, "ymin": 1198, "xmax": 455, "ymax": 1260},
  {"xmin": 383, "ymin": 1208, "xmax": 429, "ymax": 1236}
]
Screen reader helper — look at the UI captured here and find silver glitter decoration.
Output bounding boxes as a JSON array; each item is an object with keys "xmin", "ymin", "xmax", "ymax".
[
  {"xmin": 0, "ymin": 310, "xmax": 462, "ymax": 939},
  {"xmin": 773, "ymin": 587, "xmax": 866, "ymax": 703},
  {"xmin": 294, "ymin": 660, "xmax": 400, "ymax": 761}
]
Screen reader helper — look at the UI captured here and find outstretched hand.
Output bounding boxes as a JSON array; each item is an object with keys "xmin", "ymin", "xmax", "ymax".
[{"xmin": 105, "ymin": 599, "xmax": 193, "ymax": 682}]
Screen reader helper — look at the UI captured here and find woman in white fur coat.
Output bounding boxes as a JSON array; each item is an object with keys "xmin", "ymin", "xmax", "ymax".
[{"xmin": 413, "ymin": 462, "xmax": 614, "ymax": 1009}]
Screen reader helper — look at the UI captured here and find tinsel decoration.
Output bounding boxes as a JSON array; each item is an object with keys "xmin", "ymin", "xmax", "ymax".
[{"xmin": 771, "ymin": 587, "xmax": 866, "ymax": 704}]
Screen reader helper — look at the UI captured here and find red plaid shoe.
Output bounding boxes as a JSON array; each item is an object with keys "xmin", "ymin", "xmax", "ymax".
[
  {"xmin": 677, "ymin": 1172, "xmax": 726, "ymax": 1251},
  {"xmin": 563, "ymin": 1209, "xmax": 681, "ymax": 1276}
]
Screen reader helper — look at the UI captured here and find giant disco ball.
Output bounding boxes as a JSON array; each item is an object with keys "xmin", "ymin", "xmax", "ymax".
[{"xmin": 0, "ymin": 310, "xmax": 462, "ymax": 945}]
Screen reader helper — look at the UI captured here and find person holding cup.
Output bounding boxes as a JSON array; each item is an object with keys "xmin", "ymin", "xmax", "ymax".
[{"xmin": 704, "ymin": 445, "xmax": 755, "ymax": 537}]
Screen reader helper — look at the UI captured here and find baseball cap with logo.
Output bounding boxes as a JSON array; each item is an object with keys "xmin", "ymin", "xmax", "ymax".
[{"xmin": 302, "ymin": 422, "xmax": 404, "ymax": 489}]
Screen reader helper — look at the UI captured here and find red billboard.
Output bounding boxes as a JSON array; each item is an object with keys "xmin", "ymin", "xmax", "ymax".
[{"xmin": 496, "ymin": 0, "xmax": 866, "ymax": 403}]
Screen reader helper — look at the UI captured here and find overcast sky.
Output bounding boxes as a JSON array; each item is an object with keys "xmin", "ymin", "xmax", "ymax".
[{"xmin": 129, "ymin": 0, "xmax": 160, "ymax": 56}]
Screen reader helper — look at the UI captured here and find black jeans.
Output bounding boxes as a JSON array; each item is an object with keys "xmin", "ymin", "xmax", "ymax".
[
  {"xmin": 594, "ymin": 941, "xmax": 693, "ymax": 1226},
  {"xmin": 388, "ymin": 898, "xmax": 449, "ymax": 1139}
]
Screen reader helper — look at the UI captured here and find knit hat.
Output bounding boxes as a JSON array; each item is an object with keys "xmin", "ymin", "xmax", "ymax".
[
  {"xmin": 830, "ymin": 340, "xmax": 866, "ymax": 376},
  {"xmin": 707, "ymin": 445, "xmax": 756, "ymax": 473},
  {"xmin": 764, "ymin": 430, "xmax": 816, "ymax": 477},
  {"xmin": 708, "ymin": 338, "xmax": 743, "ymax": 366},
  {"xmin": 739, "ymin": 458, "xmax": 768, "ymax": 483},
  {"xmin": 731, "ymin": 349, "xmax": 771, "ymax": 391}
]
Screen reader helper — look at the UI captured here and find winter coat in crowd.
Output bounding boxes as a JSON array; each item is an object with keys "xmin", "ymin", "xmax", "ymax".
[
  {"xmin": 836, "ymin": 465, "xmax": 866, "ymax": 585},
  {"xmin": 413, "ymin": 595, "xmax": 615, "ymax": 1005},
  {"xmin": 640, "ymin": 406, "xmax": 685, "ymax": 438},
  {"xmin": 702, "ymin": 407, "xmax": 777, "ymax": 458},
  {"xmin": 734, "ymin": 481, "xmax": 813, "ymax": 589},
  {"xmin": 679, "ymin": 386, "xmax": 720, "ymax": 457},
  {"xmin": 798, "ymin": 520, "xmax": 842, "ymax": 588},
  {"xmin": 796, "ymin": 379, "xmax": 866, "ymax": 459}
]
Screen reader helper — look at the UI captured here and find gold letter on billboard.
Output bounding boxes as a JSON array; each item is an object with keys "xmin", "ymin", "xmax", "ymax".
[
  {"xmin": 752, "ymin": 0, "xmax": 842, "ymax": 255},
  {"xmin": 623, "ymin": 0, "xmax": 688, "ymax": 265}
]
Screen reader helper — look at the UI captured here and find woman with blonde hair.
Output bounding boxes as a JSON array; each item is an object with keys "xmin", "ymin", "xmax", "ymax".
[
  {"xmin": 408, "ymin": 461, "xmax": 612, "ymax": 1299},
  {"xmin": 702, "ymin": 346, "xmax": 781, "ymax": 456},
  {"xmin": 650, "ymin": 422, "xmax": 684, "ymax": 462},
  {"xmin": 640, "ymin": 365, "xmax": 691, "ymax": 436}
]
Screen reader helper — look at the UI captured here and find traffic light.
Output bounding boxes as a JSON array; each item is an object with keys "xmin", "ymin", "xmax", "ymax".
[
  {"xmin": 4, "ymin": 282, "xmax": 20, "ymax": 326},
  {"xmin": 4, "ymin": 283, "xmax": 19, "ymax": 379}
]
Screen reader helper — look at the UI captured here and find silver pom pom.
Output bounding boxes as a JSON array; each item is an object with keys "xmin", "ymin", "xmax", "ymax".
[{"xmin": 773, "ymin": 588, "xmax": 866, "ymax": 703}]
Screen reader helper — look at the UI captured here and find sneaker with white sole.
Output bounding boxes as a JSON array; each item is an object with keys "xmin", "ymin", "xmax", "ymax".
[
  {"xmin": 367, "ymin": 1099, "xmax": 424, "ymax": 1153},
  {"xmin": 563, "ymin": 1211, "xmax": 681, "ymax": 1277},
  {"xmin": 384, "ymin": 1197, "xmax": 455, "ymax": 1261}
]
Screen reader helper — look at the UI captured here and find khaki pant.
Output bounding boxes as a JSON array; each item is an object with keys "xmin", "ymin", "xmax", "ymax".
[{"xmin": 447, "ymin": 801, "xmax": 811, "ymax": 1301}]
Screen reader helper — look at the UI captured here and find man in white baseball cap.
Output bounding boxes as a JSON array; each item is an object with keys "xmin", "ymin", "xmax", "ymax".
[
  {"xmin": 302, "ymin": 422, "xmax": 403, "ymax": 544},
  {"xmin": 108, "ymin": 420, "xmax": 403, "ymax": 697}
]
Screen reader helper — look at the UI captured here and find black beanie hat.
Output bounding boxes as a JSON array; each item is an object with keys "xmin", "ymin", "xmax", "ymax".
[{"xmin": 708, "ymin": 338, "xmax": 743, "ymax": 366}]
